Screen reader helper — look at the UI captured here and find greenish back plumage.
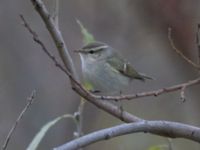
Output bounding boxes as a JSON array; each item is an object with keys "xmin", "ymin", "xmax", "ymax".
[{"xmin": 106, "ymin": 54, "xmax": 152, "ymax": 81}]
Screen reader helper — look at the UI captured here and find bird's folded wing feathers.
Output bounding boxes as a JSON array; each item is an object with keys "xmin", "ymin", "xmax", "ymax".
[{"xmin": 106, "ymin": 56, "xmax": 152, "ymax": 81}]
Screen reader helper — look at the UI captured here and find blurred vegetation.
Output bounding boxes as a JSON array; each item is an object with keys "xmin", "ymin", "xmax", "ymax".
[{"xmin": 77, "ymin": 19, "xmax": 95, "ymax": 45}]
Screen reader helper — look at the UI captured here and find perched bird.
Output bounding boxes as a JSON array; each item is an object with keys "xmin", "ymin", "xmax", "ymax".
[{"xmin": 75, "ymin": 42, "xmax": 152, "ymax": 94}]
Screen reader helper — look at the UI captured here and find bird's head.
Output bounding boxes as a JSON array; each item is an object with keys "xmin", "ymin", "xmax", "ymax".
[{"xmin": 75, "ymin": 42, "xmax": 114, "ymax": 63}]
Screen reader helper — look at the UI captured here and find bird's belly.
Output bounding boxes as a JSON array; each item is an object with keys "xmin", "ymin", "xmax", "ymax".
[{"xmin": 82, "ymin": 62, "xmax": 130, "ymax": 94}]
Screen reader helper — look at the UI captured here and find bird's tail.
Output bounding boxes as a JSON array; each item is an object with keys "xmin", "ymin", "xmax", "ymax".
[{"xmin": 138, "ymin": 73, "xmax": 154, "ymax": 81}]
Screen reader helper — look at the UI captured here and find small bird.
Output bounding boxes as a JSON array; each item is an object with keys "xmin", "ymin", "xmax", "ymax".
[{"xmin": 75, "ymin": 42, "xmax": 152, "ymax": 94}]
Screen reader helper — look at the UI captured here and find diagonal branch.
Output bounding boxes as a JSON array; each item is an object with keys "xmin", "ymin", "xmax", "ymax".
[
  {"xmin": 30, "ymin": 0, "xmax": 79, "ymax": 85},
  {"xmin": 54, "ymin": 120, "xmax": 200, "ymax": 150}
]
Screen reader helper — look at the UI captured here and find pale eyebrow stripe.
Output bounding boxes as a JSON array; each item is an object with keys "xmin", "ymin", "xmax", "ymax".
[{"xmin": 90, "ymin": 45, "xmax": 108, "ymax": 51}]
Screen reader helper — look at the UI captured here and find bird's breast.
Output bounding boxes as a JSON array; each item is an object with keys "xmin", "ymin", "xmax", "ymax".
[{"xmin": 81, "ymin": 60, "xmax": 130, "ymax": 94}]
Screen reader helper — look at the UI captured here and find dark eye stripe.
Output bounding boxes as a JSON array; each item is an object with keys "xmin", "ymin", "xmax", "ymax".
[{"xmin": 89, "ymin": 50, "xmax": 94, "ymax": 54}]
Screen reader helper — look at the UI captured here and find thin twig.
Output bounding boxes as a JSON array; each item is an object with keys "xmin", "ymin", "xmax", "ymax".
[
  {"xmin": 54, "ymin": 120, "xmax": 200, "ymax": 150},
  {"xmin": 168, "ymin": 27, "xmax": 200, "ymax": 70},
  {"xmin": 93, "ymin": 77, "xmax": 200, "ymax": 101},
  {"xmin": 20, "ymin": 15, "xmax": 68, "ymax": 74},
  {"xmin": 73, "ymin": 99, "xmax": 85, "ymax": 138},
  {"xmin": 1, "ymin": 90, "xmax": 36, "ymax": 150},
  {"xmin": 196, "ymin": 24, "xmax": 200, "ymax": 65}
]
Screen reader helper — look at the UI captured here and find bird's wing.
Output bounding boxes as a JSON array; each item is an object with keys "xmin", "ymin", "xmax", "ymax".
[{"xmin": 106, "ymin": 55, "xmax": 152, "ymax": 81}]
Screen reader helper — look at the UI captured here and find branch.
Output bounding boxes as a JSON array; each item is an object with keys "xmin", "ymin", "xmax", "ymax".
[
  {"xmin": 54, "ymin": 120, "xmax": 200, "ymax": 150},
  {"xmin": 168, "ymin": 27, "xmax": 200, "ymax": 70},
  {"xmin": 30, "ymin": 0, "xmax": 78, "ymax": 85},
  {"xmin": 1, "ymin": 90, "xmax": 36, "ymax": 150},
  {"xmin": 92, "ymin": 77, "xmax": 200, "ymax": 101}
]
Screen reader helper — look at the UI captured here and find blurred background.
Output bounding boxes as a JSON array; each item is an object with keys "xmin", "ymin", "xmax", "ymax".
[{"xmin": 0, "ymin": 0, "xmax": 200, "ymax": 149}]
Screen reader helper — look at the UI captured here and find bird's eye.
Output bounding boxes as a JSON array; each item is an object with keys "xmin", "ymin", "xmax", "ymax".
[{"xmin": 89, "ymin": 50, "xmax": 94, "ymax": 54}]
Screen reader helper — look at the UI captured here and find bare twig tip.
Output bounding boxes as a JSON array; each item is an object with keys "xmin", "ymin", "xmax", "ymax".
[
  {"xmin": 168, "ymin": 27, "xmax": 200, "ymax": 70},
  {"xmin": 2, "ymin": 90, "xmax": 36, "ymax": 150}
]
